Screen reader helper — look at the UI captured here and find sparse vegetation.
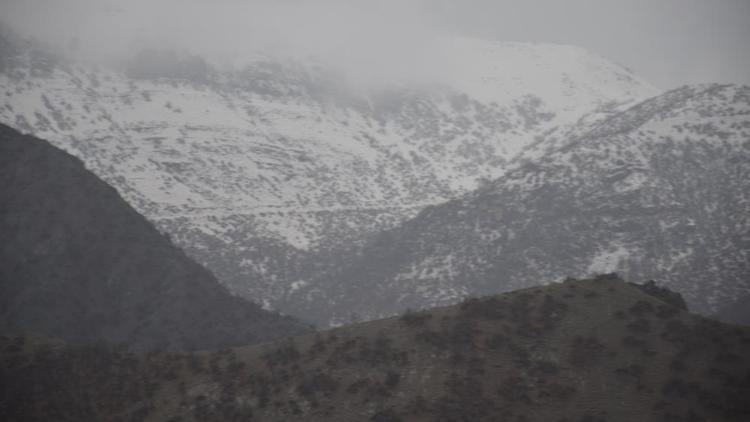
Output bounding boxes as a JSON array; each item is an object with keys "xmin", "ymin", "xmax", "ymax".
[{"xmin": 2, "ymin": 278, "xmax": 749, "ymax": 421}]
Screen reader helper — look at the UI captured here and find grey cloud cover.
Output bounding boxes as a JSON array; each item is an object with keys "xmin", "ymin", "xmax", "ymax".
[{"xmin": 1, "ymin": 0, "xmax": 748, "ymax": 89}]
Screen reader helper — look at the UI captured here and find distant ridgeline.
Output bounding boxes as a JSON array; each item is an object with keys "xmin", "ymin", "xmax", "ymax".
[
  {"xmin": 1, "ymin": 275, "xmax": 749, "ymax": 421},
  {"xmin": 281, "ymin": 84, "xmax": 750, "ymax": 326},
  {"xmin": 629, "ymin": 279, "xmax": 687, "ymax": 310},
  {"xmin": 0, "ymin": 23, "xmax": 665, "ymax": 326},
  {"xmin": 0, "ymin": 22, "xmax": 747, "ymax": 333},
  {"xmin": 0, "ymin": 124, "xmax": 310, "ymax": 352}
]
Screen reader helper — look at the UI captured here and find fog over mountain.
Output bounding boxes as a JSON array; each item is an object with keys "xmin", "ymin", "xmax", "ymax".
[
  {"xmin": 2, "ymin": 0, "xmax": 749, "ymax": 89},
  {"xmin": 1, "ymin": 0, "xmax": 455, "ymax": 90},
  {"xmin": 1, "ymin": 2, "xmax": 749, "ymax": 420}
]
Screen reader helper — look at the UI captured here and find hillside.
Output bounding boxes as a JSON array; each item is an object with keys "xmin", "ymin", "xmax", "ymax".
[
  {"xmin": 717, "ymin": 296, "xmax": 750, "ymax": 325},
  {"xmin": 0, "ymin": 124, "xmax": 309, "ymax": 352},
  {"xmin": 287, "ymin": 84, "xmax": 750, "ymax": 325},
  {"xmin": 0, "ymin": 27, "xmax": 658, "ymax": 309},
  {"xmin": 2, "ymin": 276, "xmax": 749, "ymax": 421}
]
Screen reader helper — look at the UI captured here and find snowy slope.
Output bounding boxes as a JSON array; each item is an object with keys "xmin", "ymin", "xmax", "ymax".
[
  {"xmin": 0, "ymin": 32, "xmax": 658, "ymax": 307},
  {"xmin": 446, "ymin": 38, "xmax": 654, "ymax": 122},
  {"xmin": 286, "ymin": 85, "xmax": 750, "ymax": 325}
]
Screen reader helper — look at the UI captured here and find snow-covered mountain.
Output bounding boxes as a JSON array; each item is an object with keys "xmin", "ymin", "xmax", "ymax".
[
  {"xmin": 0, "ymin": 29, "xmax": 658, "ymax": 308},
  {"xmin": 286, "ymin": 84, "xmax": 750, "ymax": 325}
]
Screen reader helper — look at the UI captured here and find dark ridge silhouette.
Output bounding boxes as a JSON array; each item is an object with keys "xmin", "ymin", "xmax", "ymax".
[
  {"xmin": 0, "ymin": 124, "xmax": 310, "ymax": 352},
  {"xmin": 629, "ymin": 279, "xmax": 687, "ymax": 310},
  {"xmin": 2, "ymin": 275, "xmax": 749, "ymax": 421},
  {"xmin": 717, "ymin": 295, "xmax": 750, "ymax": 325}
]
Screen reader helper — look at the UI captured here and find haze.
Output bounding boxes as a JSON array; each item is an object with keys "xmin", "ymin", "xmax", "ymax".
[{"xmin": 1, "ymin": 0, "xmax": 748, "ymax": 89}]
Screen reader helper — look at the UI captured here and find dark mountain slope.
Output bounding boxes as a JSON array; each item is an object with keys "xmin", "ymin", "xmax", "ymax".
[
  {"xmin": 0, "ymin": 124, "xmax": 309, "ymax": 351},
  {"xmin": 286, "ymin": 84, "xmax": 750, "ymax": 325},
  {"xmin": 2, "ymin": 275, "xmax": 749, "ymax": 421},
  {"xmin": 717, "ymin": 295, "xmax": 750, "ymax": 325}
]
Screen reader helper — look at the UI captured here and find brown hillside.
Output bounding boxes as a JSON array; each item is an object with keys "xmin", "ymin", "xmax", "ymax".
[{"xmin": 2, "ymin": 275, "xmax": 749, "ymax": 421}]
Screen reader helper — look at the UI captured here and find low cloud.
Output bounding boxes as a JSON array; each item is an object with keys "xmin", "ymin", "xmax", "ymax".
[
  {"xmin": 0, "ymin": 0, "xmax": 453, "ymax": 88},
  {"xmin": 2, "ymin": 0, "xmax": 748, "ymax": 89}
]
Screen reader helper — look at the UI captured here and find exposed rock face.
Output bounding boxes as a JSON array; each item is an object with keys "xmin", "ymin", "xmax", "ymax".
[
  {"xmin": 287, "ymin": 85, "xmax": 750, "ymax": 325},
  {"xmin": 0, "ymin": 124, "xmax": 309, "ymax": 352}
]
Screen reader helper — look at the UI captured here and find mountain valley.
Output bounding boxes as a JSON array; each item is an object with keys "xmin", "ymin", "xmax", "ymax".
[
  {"xmin": 285, "ymin": 84, "xmax": 750, "ymax": 325},
  {"xmin": 0, "ymin": 27, "xmax": 658, "ymax": 311}
]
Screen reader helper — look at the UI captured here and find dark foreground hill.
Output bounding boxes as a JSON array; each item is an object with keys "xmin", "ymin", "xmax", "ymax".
[
  {"xmin": 0, "ymin": 124, "xmax": 309, "ymax": 352},
  {"xmin": 2, "ymin": 275, "xmax": 749, "ymax": 421},
  {"xmin": 717, "ymin": 295, "xmax": 750, "ymax": 325}
]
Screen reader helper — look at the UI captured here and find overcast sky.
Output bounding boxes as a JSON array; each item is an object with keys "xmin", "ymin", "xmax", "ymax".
[
  {"xmin": 433, "ymin": 0, "xmax": 750, "ymax": 89},
  {"xmin": 1, "ymin": 0, "xmax": 748, "ymax": 90}
]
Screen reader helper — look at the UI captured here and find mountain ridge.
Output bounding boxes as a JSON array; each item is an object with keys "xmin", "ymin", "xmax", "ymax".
[
  {"xmin": 0, "ymin": 27, "xmax": 659, "ymax": 310},
  {"xmin": 0, "ymin": 124, "xmax": 310, "ymax": 352},
  {"xmin": 2, "ymin": 275, "xmax": 749, "ymax": 421},
  {"xmin": 284, "ymin": 84, "xmax": 750, "ymax": 325}
]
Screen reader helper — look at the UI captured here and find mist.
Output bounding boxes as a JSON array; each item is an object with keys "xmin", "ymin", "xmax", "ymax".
[
  {"xmin": 2, "ymin": 1, "xmax": 750, "ymax": 420},
  {"xmin": 0, "ymin": 0, "xmax": 452, "ymax": 89},
  {"xmin": 2, "ymin": 0, "xmax": 749, "ymax": 89}
]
